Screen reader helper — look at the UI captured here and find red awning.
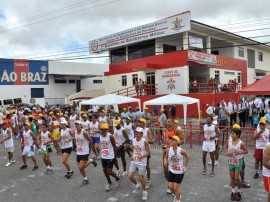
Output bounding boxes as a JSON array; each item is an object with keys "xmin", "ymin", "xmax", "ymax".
[{"xmin": 239, "ymin": 74, "xmax": 270, "ymax": 95}]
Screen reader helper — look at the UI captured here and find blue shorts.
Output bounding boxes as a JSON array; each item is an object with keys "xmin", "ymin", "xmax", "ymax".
[{"xmin": 91, "ymin": 136, "xmax": 100, "ymax": 144}]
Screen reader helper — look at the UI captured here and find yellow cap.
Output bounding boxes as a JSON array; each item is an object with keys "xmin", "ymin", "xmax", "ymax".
[
  {"xmin": 100, "ymin": 124, "xmax": 109, "ymax": 130},
  {"xmin": 2, "ymin": 115, "xmax": 6, "ymax": 119},
  {"xmin": 123, "ymin": 108, "xmax": 127, "ymax": 110},
  {"xmin": 64, "ymin": 114, "xmax": 68, "ymax": 117},
  {"xmin": 114, "ymin": 120, "xmax": 121, "ymax": 126},
  {"xmin": 233, "ymin": 124, "xmax": 241, "ymax": 129},
  {"xmin": 49, "ymin": 112, "xmax": 53, "ymax": 115},
  {"xmin": 260, "ymin": 120, "xmax": 267, "ymax": 125},
  {"xmin": 60, "ymin": 113, "xmax": 63, "ymax": 117},
  {"xmin": 56, "ymin": 113, "xmax": 60, "ymax": 116},
  {"xmin": 144, "ymin": 107, "xmax": 148, "ymax": 110},
  {"xmin": 101, "ymin": 110, "xmax": 105, "ymax": 113},
  {"xmin": 160, "ymin": 108, "xmax": 164, "ymax": 112},
  {"xmin": 83, "ymin": 114, "xmax": 88, "ymax": 117},
  {"xmin": 260, "ymin": 117, "xmax": 267, "ymax": 122},
  {"xmin": 172, "ymin": 135, "xmax": 180, "ymax": 143},
  {"xmin": 174, "ymin": 120, "xmax": 179, "ymax": 124},
  {"xmin": 6, "ymin": 105, "xmax": 10, "ymax": 108},
  {"xmin": 38, "ymin": 113, "xmax": 43, "ymax": 117},
  {"xmin": 24, "ymin": 122, "xmax": 30, "ymax": 127},
  {"xmin": 28, "ymin": 115, "xmax": 33, "ymax": 118},
  {"xmin": 80, "ymin": 111, "xmax": 84, "ymax": 114},
  {"xmin": 138, "ymin": 118, "xmax": 146, "ymax": 124}
]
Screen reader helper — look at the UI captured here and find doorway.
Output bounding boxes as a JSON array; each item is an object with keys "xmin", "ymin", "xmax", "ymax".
[{"xmin": 146, "ymin": 72, "xmax": 155, "ymax": 95}]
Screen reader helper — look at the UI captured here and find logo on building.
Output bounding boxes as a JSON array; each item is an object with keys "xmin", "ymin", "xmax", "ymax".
[
  {"xmin": 91, "ymin": 40, "xmax": 99, "ymax": 51},
  {"xmin": 167, "ymin": 78, "xmax": 175, "ymax": 91},
  {"xmin": 30, "ymin": 98, "xmax": 36, "ymax": 104},
  {"xmin": 41, "ymin": 66, "xmax": 47, "ymax": 72},
  {"xmin": 172, "ymin": 17, "xmax": 185, "ymax": 31}
]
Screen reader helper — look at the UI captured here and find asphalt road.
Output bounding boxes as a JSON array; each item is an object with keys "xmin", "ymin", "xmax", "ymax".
[{"xmin": 0, "ymin": 139, "xmax": 267, "ymax": 202}]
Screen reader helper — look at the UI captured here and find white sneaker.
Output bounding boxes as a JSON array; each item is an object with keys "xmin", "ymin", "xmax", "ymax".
[
  {"xmin": 117, "ymin": 169, "xmax": 123, "ymax": 178},
  {"xmin": 5, "ymin": 162, "xmax": 12, "ymax": 167},
  {"xmin": 167, "ymin": 187, "xmax": 172, "ymax": 194},
  {"xmin": 115, "ymin": 179, "xmax": 120, "ymax": 187},
  {"xmin": 142, "ymin": 191, "xmax": 148, "ymax": 201},
  {"xmin": 11, "ymin": 160, "xmax": 16, "ymax": 164},
  {"xmin": 208, "ymin": 161, "xmax": 212, "ymax": 165},
  {"xmin": 146, "ymin": 181, "xmax": 151, "ymax": 189},
  {"xmin": 215, "ymin": 161, "xmax": 219, "ymax": 166},
  {"xmin": 106, "ymin": 183, "xmax": 113, "ymax": 191},
  {"xmin": 122, "ymin": 171, "xmax": 128, "ymax": 177},
  {"xmin": 97, "ymin": 155, "xmax": 101, "ymax": 160},
  {"xmin": 133, "ymin": 183, "xmax": 140, "ymax": 194}
]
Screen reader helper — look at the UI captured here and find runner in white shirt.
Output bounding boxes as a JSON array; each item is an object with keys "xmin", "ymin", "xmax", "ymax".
[
  {"xmin": 81, "ymin": 114, "xmax": 90, "ymax": 132},
  {"xmin": 19, "ymin": 122, "xmax": 39, "ymax": 171},
  {"xmin": 263, "ymin": 142, "xmax": 270, "ymax": 202},
  {"xmin": 100, "ymin": 123, "xmax": 121, "ymax": 191},
  {"xmin": 74, "ymin": 120, "xmax": 97, "ymax": 187},
  {"xmin": 39, "ymin": 124, "xmax": 54, "ymax": 174},
  {"xmin": 128, "ymin": 127, "xmax": 150, "ymax": 201},
  {"xmin": 225, "ymin": 127, "xmax": 248, "ymax": 201},
  {"xmin": 59, "ymin": 120, "xmax": 75, "ymax": 179},
  {"xmin": 90, "ymin": 115, "xmax": 101, "ymax": 159},
  {"xmin": 164, "ymin": 135, "xmax": 189, "ymax": 202},
  {"xmin": 124, "ymin": 117, "xmax": 136, "ymax": 157},
  {"xmin": 99, "ymin": 110, "xmax": 110, "ymax": 125},
  {"xmin": 69, "ymin": 108, "xmax": 78, "ymax": 130},
  {"xmin": 0, "ymin": 122, "xmax": 15, "ymax": 167},
  {"xmin": 202, "ymin": 116, "xmax": 220, "ymax": 176}
]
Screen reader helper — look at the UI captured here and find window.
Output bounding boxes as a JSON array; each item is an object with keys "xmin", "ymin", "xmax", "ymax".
[
  {"xmin": 3, "ymin": 99, "xmax": 13, "ymax": 105},
  {"xmin": 121, "ymin": 75, "xmax": 127, "ymax": 86},
  {"xmin": 258, "ymin": 52, "xmax": 263, "ymax": 62},
  {"xmin": 214, "ymin": 70, "xmax": 220, "ymax": 79},
  {"xmin": 237, "ymin": 72, "xmax": 241, "ymax": 83},
  {"xmin": 132, "ymin": 74, "xmax": 138, "ymax": 85},
  {"xmin": 163, "ymin": 44, "xmax": 176, "ymax": 53},
  {"xmin": 238, "ymin": 47, "xmax": 244, "ymax": 57},
  {"xmin": 69, "ymin": 80, "xmax": 75, "ymax": 83},
  {"xmin": 224, "ymin": 71, "xmax": 235, "ymax": 75},
  {"xmin": 31, "ymin": 88, "xmax": 44, "ymax": 98},
  {"xmin": 13, "ymin": 98, "xmax": 22, "ymax": 104},
  {"xmin": 55, "ymin": 79, "xmax": 67, "ymax": 83},
  {"xmin": 93, "ymin": 80, "xmax": 102, "ymax": 84},
  {"xmin": 211, "ymin": 50, "xmax": 219, "ymax": 55},
  {"xmin": 128, "ymin": 40, "xmax": 155, "ymax": 60},
  {"xmin": 111, "ymin": 47, "xmax": 126, "ymax": 64},
  {"xmin": 247, "ymin": 49, "xmax": 255, "ymax": 68},
  {"xmin": 0, "ymin": 100, "xmax": 2, "ymax": 106}
]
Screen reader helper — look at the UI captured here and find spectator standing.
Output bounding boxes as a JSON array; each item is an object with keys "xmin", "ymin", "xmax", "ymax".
[
  {"xmin": 238, "ymin": 99, "xmax": 247, "ymax": 127},
  {"xmin": 228, "ymin": 99, "xmax": 237, "ymax": 126}
]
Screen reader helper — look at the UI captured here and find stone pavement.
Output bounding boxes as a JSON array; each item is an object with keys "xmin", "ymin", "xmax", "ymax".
[{"xmin": 0, "ymin": 139, "xmax": 267, "ymax": 202}]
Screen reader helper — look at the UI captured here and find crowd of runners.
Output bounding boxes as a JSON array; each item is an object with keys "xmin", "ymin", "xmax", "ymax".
[{"xmin": 0, "ymin": 103, "xmax": 270, "ymax": 202}]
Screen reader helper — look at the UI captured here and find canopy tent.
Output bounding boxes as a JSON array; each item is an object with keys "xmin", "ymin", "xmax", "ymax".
[
  {"xmin": 143, "ymin": 94, "xmax": 200, "ymax": 124},
  {"xmin": 239, "ymin": 74, "xmax": 270, "ymax": 95},
  {"xmin": 79, "ymin": 94, "xmax": 141, "ymax": 113}
]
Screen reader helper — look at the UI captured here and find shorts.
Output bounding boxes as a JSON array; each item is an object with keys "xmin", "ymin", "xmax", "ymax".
[
  {"xmin": 6, "ymin": 146, "xmax": 14, "ymax": 153},
  {"xmin": 91, "ymin": 136, "xmax": 100, "ymax": 144},
  {"xmin": 254, "ymin": 148, "xmax": 263, "ymax": 160},
  {"xmin": 168, "ymin": 171, "xmax": 184, "ymax": 184},
  {"xmin": 101, "ymin": 158, "xmax": 114, "ymax": 169},
  {"xmin": 52, "ymin": 130, "xmax": 60, "ymax": 141},
  {"xmin": 228, "ymin": 158, "xmax": 243, "ymax": 172},
  {"xmin": 41, "ymin": 144, "xmax": 53, "ymax": 154},
  {"xmin": 117, "ymin": 145, "xmax": 125, "ymax": 158},
  {"xmin": 62, "ymin": 147, "xmax": 73, "ymax": 155},
  {"xmin": 264, "ymin": 176, "xmax": 270, "ymax": 193},
  {"xmin": 129, "ymin": 163, "xmax": 146, "ymax": 175},
  {"xmin": 77, "ymin": 154, "xmax": 89, "ymax": 163},
  {"xmin": 202, "ymin": 142, "xmax": 215, "ymax": 153},
  {"xmin": 22, "ymin": 146, "xmax": 35, "ymax": 157}
]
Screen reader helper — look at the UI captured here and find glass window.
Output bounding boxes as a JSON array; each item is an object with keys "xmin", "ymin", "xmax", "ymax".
[
  {"xmin": 238, "ymin": 47, "xmax": 244, "ymax": 57},
  {"xmin": 247, "ymin": 49, "xmax": 255, "ymax": 68},
  {"xmin": 258, "ymin": 52, "xmax": 263, "ymax": 62},
  {"xmin": 111, "ymin": 47, "xmax": 126, "ymax": 64},
  {"xmin": 163, "ymin": 44, "xmax": 176, "ymax": 53},
  {"xmin": 31, "ymin": 88, "xmax": 44, "ymax": 98},
  {"xmin": 3, "ymin": 99, "xmax": 13, "ymax": 105},
  {"xmin": 13, "ymin": 98, "xmax": 22, "ymax": 104},
  {"xmin": 215, "ymin": 70, "xmax": 220, "ymax": 78},
  {"xmin": 132, "ymin": 74, "xmax": 138, "ymax": 85},
  {"xmin": 69, "ymin": 80, "xmax": 75, "ymax": 83},
  {"xmin": 55, "ymin": 80, "xmax": 67, "ymax": 84},
  {"xmin": 121, "ymin": 75, "xmax": 127, "ymax": 86},
  {"xmin": 93, "ymin": 80, "xmax": 102, "ymax": 84},
  {"xmin": 128, "ymin": 40, "xmax": 155, "ymax": 60},
  {"xmin": 237, "ymin": 72, "xmax": 241, "ymax": 83}
]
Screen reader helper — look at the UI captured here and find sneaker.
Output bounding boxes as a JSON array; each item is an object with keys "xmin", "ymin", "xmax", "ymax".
[
  {"xmin": 11, "ymin": 160, "xmax": 16, "ymax": 164},
  {"xmin": 97, "ymin": 155, "xmax": 101, "ymax": 160},
  {"xmin": 142, "ymin": 191, "xmax": 148, "ymax": 201},
  {"xmin": 19, "ymin": 165, "xmax": 27, "ymax": 170},
  {"xmin": 106, "ymin": 183, "xmax": 113, "ymax": 191},
  {"xmin": 32, "ymin": 166, "xmax": 39, "ymax": 171},
  {"xmin": 80, "ymin": 179, "xmax": 89, "ymax": 187},
  {"xmin": 66, "ymin": 171, "xmax": 74, "ymax": 179},
  {"xmin": 5, "ymin": 162, "xmax": 12, "ymax": 167},
  {"xmin": 167, "ymin": 187, "xmax": 172, "ymax": 194},
  {"xmin": 91, "ymin": 159, "xmax": 97, "ymax": 167},
  {"xmin": 202, "ymin": 168, "xmax": 206, "ymax": 175},
  {"xmin": 146, "ymin": 181, "xmax": 151, "ymax": 189},
  {"xmin": 47, "ymin": 167, "xmax": 54, "ymax": 174},
  {"xmin": 133, "ymin": 183, "xmax": 140, "ymax": 194},
  {"xmin": 208, "ymin": 161, "xmax": 212, "ymax": 165},
  {"xmin": 215, "ymin": 161, "xmax": 219, "ymax": 166},
  {"xmin": 254, "ymin": 172, "xmax": 259, "ymax": 179},
  {"xmin": 65, "ymin": 172, "xmax": 69, "ymax": 178},
  {"xmin": 230, "ymin": 192, "xmax": 235, "ymax": 201},
  {"xmin": 242, "ymin": 182, "xmax": 251, "ymax": 188},
  {"xmin": 210, "ymin": 170, "xmax": 215, "ymax": 177},
  {"xmin": 45, "ymin": 168, "xmax": 50, "ymax": 174},
  {"xmin": 235, "ymin": 192, "xmax": 241, "ymax": 201},
  {"xmin": 122, "ymin": 171, "xmax": 128, "ymax": 177},
  {"xmin": 117, "ymin": 169, "xmax": 123, "ymax": 178},
  {"xmin": 115, "ymin": 179, "xmax": 120, "ymax": 187}
]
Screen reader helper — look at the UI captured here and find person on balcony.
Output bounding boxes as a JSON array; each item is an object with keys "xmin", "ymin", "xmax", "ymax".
[
  {"xmin": 134, "ymin": 81, "xmax": 139, "ymax": 96},
  {"xmin": 207, "ymin": 78, "xmax": 214, "ymax": 93},
  {"xmin": 189, "ymin": 79, "xmax": 194, "ymax": 93},
  {"xmin": 192, "ymin": 78, "xmax": 198, "ymax": 92},
  {"xmin": 213, "ymin": 78, "xmax": 220, "ymax": 93},
  {"xmin": 143, "ymin": 81, "xmax": 149, "ymax": 96},
  {"xmin": 138, "ymin": 79, "xmax": 143, "ymax": 96}
]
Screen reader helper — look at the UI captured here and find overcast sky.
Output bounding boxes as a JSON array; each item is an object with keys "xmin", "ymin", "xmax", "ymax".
[{"xmin": 0, "ymin": 0, "xmax": 270, "ymax": 63}]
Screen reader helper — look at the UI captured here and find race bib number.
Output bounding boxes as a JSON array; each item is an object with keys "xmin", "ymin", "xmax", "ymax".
[
  {"xmin": 77, "ymin": 146, "xmax": 83, "ymax": 152},
  {"xmin": 115, "ymin": 140, "xmax": 120, "ymax": 146},
  {"xmin": 102, "ymin": 149, "xmax": 109, "ymax": 155},
  {"xmin": 41, "ymin": 138, "xmax": 46, "ymax": 144},
  {"xmin": 62, "ymin": 140, "xmax": 66, "ymax": 146},
  {"xmin": 134, "ymin": 155, "xmax": 141, "ymax": 161},
  {"xmin": 172, "ymin": 164, "xmax": 182, "ymax": 171},
  {"xmin": 229, "ymin": 158, "xmax": 239, "ymax": 165}
]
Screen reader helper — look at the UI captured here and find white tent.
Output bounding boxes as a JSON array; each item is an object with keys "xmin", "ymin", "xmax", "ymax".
[
  {"xmin": 79, "ymin": 94, "xmax": 141, "ymax": 113},
  {"xmin": 143, "ymin": 94, "xmax": 200, "ymax": 124}
]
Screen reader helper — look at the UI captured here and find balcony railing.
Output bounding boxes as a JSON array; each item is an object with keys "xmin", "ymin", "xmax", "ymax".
[
  {"xmin": 111, "ymin": 84, "xmax": 158, "ymax": 97},
  {"xmin": 189, "ymin": 82, "xmax": 241, "ymax": 93}
]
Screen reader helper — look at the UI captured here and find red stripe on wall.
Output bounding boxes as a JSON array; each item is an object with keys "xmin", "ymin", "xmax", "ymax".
[{"xmin": 14, "ymin": 59, "xmax": 29, "ymax": 85}]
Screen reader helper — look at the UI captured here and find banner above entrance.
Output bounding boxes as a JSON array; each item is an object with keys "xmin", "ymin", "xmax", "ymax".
[{"xmin": 89, "ymin": 11, "xmax": 191, "ymax": 53}]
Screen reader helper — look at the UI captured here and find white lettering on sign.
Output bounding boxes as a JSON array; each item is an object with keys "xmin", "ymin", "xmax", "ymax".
[
  {"xmin": 0, "ymin": 71, "xmax": 48, "ymax": 83},
  {"xmin": 21, "ymin": 72, "xmax": 27, "ymax": 82},
  {"xmin": 1, "ymin": 70, "xmax": 10, "ymax": 82},
  {"xmin": 10, "ymin": 72, "xmax": 17, "ymax": 82}
]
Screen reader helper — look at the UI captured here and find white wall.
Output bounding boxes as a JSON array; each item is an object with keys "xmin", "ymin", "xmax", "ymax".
[
  {"xmin": 155, "ymin": 33, "xmax": 183, "ymax": 55},
  {"xmin": 81, "ymin": 77, "xmax": 104, "ymax": 90},
  {"xmin": 209, "ymin": 68, "xmax": 240, "ymax": 84}
]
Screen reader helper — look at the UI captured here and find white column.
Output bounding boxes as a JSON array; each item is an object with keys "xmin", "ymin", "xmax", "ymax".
[
  {"xmin": 125, "ymin": 46, "xmax": 129, "ymax": 61},
  {"xmin": 206, "ymin": 36, "xmax": 211, "ymax": 54},
  {"xmin": 183, "ymin": 32, "xmax": 189, "ymax": 50}
]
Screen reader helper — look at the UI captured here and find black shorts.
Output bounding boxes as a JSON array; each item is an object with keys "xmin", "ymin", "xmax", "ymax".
[
  {"xmin": 117, "ymin": 146, "xmax": 125, "ymax": 157},
  {"xmin": 76, "ymin": 154, "xmax": 89, "ymax": 163},
  {"xmin": 62, "ymin": 147, "xmax": 73, "ymax": 155},
  {"xmin": 102, "ymin": 158, "xmax": 114, "ymax": 169},
  {"xmin": 168, "ymin": 171, "xmax": 184, "ymax": 184}
]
